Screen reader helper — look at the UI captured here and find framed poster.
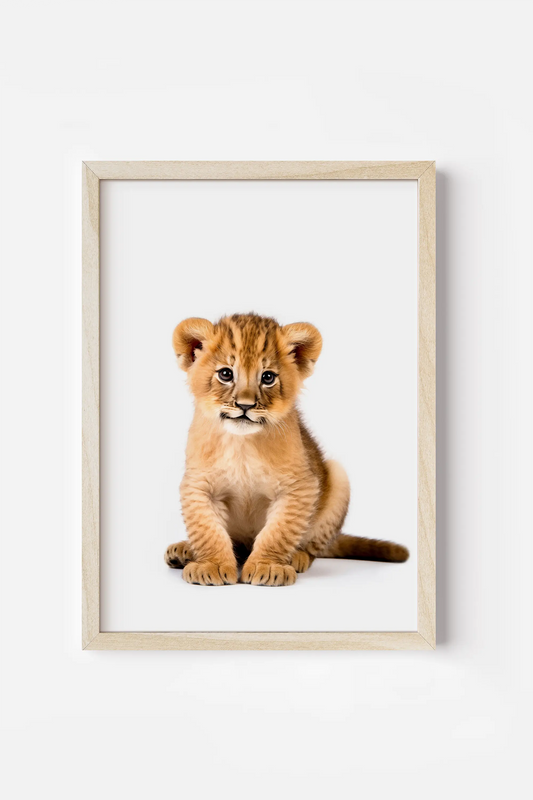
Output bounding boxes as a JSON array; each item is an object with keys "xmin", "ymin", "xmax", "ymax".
[{"xmin": 82, "ymin": 161, "xmax": 435, "ymax": 650}]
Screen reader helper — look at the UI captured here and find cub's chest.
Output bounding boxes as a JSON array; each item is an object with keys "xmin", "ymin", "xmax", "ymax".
[
  {"xmin": 209, "ymin": 448, "xmax": 279, "ymax": 538},
  {"xmin": 208, "ymin": 444, "xmax": 280, "ymax": 504}
]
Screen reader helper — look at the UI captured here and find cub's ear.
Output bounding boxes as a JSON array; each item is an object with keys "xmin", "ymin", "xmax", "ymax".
[
  {"xmin": 281, "ymin": 322, "xmax": 322, "ymax": 377},
  {"xmin": 172, "ymin": 317, "xmax": 214, "ymax": 371}
]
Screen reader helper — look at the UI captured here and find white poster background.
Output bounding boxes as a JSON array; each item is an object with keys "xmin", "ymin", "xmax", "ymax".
[{"xmin": 100, "ymin": 179, "xmax": 418, "ymax": 631}]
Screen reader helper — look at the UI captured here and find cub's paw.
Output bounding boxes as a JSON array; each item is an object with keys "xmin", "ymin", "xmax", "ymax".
[
  {"xmin": 241, "ymin": 559, "xmax": 297, "ymax": 587},
  {"xmin": 290, "ymin": 550, "xmax": 315, "ymax": 573},
  {"xmin": 165, "ymin": 541, "xmax": 193, "ymax": 568},
  {"xmin": 183, "ymin": 561, "xmax": 238, "ymax": 586}
]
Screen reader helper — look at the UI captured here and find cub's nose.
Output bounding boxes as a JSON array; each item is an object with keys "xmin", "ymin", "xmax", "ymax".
[{"xmin": 236, "ymin": 402, "xmax": 256, "ymax": 412}]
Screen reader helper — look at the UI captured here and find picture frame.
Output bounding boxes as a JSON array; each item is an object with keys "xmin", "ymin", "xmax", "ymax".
[{"xmin": 82, "ymin": 160, "xmax": 436, "ymax": 651}]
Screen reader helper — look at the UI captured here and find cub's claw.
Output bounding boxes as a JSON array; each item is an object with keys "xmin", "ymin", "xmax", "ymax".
[
  {"xmin": 241, "ymin": 559, "xmax": 297, "ymax": 586},
  {"xmin": 183, "ymin": 561, "xmax": 238, "ymax": 586}
]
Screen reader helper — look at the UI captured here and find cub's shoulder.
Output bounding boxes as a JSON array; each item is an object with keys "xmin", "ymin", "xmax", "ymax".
[{"xmin": 297, "ymin": 414, "xmax": 328, "ymax": 489}]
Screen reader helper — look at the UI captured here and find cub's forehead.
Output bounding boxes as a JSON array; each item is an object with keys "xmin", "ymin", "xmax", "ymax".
[{"xmin": 213, "ymin": 315, "xmax": 281, "ymax": 369}]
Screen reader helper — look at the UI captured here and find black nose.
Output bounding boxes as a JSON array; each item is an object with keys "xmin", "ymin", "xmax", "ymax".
[{"xmin": 236, "ymin": 402, "xmax": 256, "ymax": 412}]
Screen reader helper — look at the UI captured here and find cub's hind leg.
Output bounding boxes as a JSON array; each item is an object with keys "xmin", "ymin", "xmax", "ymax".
[
  {"xmin": 301, "ymin": 460, "xmax": 350, "ymax": 558},
  {"xmin": 302, "ymin": 460, "xmax": 409, "ymax": 563},
  {"xmin": 164, "ymin": 540, "xmax": 195, "ymax": 569},
  {"xmin": 289, "ymin": 550, "xmax": 315, "ymax": 573}
]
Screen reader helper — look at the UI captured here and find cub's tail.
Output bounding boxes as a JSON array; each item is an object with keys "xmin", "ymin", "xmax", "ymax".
[{"xmin": 320, "ymin": 533, "xmax": 409, "ymax": 563}]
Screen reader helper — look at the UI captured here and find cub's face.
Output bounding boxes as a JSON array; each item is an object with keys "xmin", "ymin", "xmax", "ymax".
[{"xmin": 173, "ymin": 313, "xmax": 322, "ymax": 436}]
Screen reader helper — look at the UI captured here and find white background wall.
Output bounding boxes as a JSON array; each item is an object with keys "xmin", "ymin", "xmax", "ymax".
[{"xmin": 1, "ymin": 1, "xmax": 531, "ymax": 798}]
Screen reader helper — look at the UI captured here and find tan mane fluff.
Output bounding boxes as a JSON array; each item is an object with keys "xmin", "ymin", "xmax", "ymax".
[{"xmin": 165, "ymin": 313, "xmax": 409, "ymax": 586}]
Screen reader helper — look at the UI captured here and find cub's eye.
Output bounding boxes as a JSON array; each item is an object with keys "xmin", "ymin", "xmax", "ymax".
[
  {"xmin": 217, "ymin": 367, "xmax": 234, "ymax": 383},
  {"xmin": 261, "ymin": 371, "xmax": 277, "ymax": 386}
]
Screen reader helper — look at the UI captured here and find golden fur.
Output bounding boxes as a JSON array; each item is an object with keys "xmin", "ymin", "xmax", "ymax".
[{"xmin": 165, "ymin": 313, "xmax": 409, "ymax": 586}]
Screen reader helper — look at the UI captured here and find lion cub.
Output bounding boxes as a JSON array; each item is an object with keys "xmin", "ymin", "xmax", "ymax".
[{"xmin": 165, "ymin": 313, "xmax": 409, "ymax": 586}]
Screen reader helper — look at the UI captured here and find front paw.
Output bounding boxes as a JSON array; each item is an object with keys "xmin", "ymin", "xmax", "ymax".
[
  {"xmin": 183, "ymin": 561, "xmax": 238, "ymax": 586},
  {"xmin": 241, "ymin": 559, "xmax": 297, "ymax": 586}
]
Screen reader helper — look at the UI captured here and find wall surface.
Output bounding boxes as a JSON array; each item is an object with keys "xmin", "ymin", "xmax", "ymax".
[{"xmin": 1, "ymin": 1, "xmax": 531, "ymax": 798}]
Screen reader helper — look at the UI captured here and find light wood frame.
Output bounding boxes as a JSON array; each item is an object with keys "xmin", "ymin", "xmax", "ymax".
[{"xmin": 82, "ymin": 161, "xmax": 436, "ymax": 651}]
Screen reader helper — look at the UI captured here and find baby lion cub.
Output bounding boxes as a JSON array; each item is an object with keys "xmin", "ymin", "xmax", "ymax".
[{"xmin": 165, "ymin": 313, "xmax": 409, "ymax": 586}]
